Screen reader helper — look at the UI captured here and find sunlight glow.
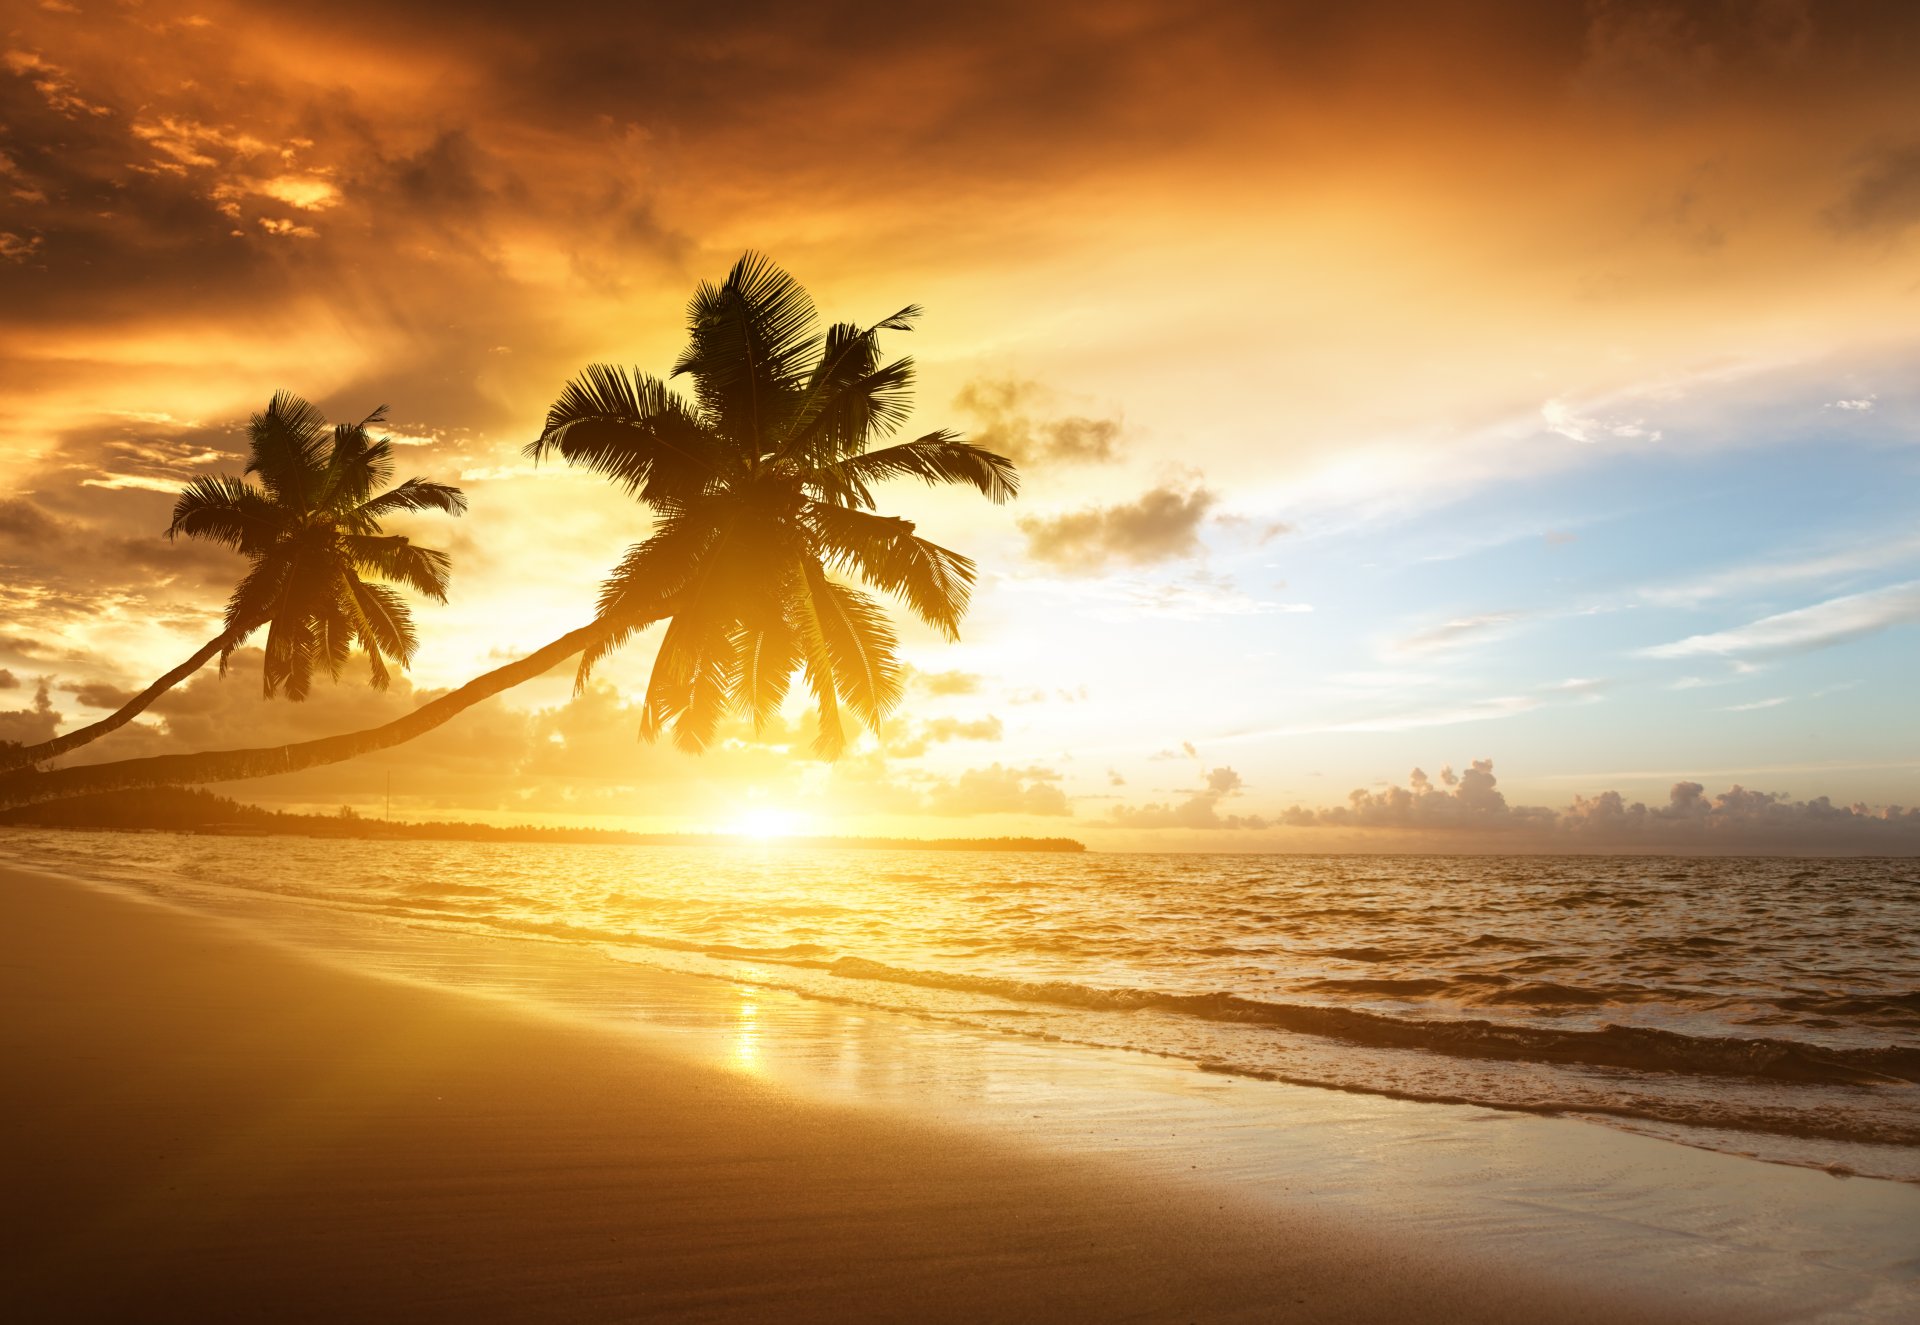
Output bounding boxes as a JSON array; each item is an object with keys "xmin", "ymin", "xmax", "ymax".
[{"xmin": 727, "ymin": 807, "xmax": 806, "ymax": 840}]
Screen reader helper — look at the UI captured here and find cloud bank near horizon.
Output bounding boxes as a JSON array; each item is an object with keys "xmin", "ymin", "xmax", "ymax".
[{"xmin": 1109, "ymin": 758, "xmax": 1920, "ymax": 853}]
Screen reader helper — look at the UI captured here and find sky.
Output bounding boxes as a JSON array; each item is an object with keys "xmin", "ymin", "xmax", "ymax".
[{"xmin": 3, "ymin": 0, "xmax": 1919, "ymax": 851}]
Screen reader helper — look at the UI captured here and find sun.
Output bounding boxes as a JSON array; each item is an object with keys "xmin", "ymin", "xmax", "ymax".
[{"xmin": 726, "ymin": 807, "xmax": 806, "ymax": 841}]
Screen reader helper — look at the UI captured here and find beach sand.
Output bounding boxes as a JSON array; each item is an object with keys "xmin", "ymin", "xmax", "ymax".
[{"xmin": 0, "ymin": 864, "xmax": 1861, "ymax": 1322}]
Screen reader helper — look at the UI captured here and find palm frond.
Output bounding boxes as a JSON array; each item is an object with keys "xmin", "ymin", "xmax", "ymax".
[
  {"xmin": 320, "ymin": 412, "xmax": 396, "ymax": 513},
  {"xmin": 636, "ymin": 613, "xmax": 716, "ymax": 748},
  {"xmin": 261, "ymin": 608, "xmax": 318, "ymax": 700},
  {"xmin": 732, "ymin": 622, "xmax": 797, "ymax": 734},
  {"xmin": 312, "ymin": 594, "xmax": 356, "ymax": 688},
  {"xmin": 342, "ymin": 576, "xmax": 417, "ymax": 683},
  {"xmin": 786, "ymin": 351, "xmax": 917, "ymax": 466},
  {"xmin": 345, "ymin": 534, "xmax": 453, "ymax": 602},
  {"xmin": 245, "ymin": 391, "xmax": 331, "ymax": 511},
  {"xmin": 797, "ymin": 556, "xmax": 902, "ymax": 731},
  {"xmin": 572, "ymin": 516, "xmax": 713, "ymax": 690},
  {"xmin": 527, "ymin": 366, "xmax": 720, "ymax": 504},
  {"xmin": 352, "ymin": 478, "xmax": 468, "ymax": 522},
  {"xmin": 814, "ymin": 431, "xmax": 1018, "ymax": 508},
  {"xmin": 805, "ymin": 503, "xmax": 975, "ymax": 639},
  {"xmin": 168, "ymin": 474, "xmax": 284, "ymax": 553},
  {"xmin": 672, "ymin": 616, "xmax": 738, "ymax": 753},
  {"xmin": 219, "ymin": 557, "xmax": 286, "ymax": 662},
  {"xmin": 672, "ymin": 251, "xmax": 820, "ymax": 454}
]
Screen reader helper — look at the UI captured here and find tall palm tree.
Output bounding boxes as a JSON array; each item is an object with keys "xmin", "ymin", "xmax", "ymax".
[
  {"xmin": 528, "ymin": 252, "xmax": 1017, "ymax": 756},
  {"xmin": 0, "ymin": 393, "xmax": 466, "ymax": 773},
  {"xmin": 0, "ymin": 254, "xmax": 1015, "ymax": 808}
]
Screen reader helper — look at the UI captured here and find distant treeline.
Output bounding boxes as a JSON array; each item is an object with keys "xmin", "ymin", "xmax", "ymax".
[{"xmin": 0, "ymin": 787, "xmax": 1086, "ymax": 853}]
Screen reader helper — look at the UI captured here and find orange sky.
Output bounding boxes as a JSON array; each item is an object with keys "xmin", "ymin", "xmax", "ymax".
[{"xmin": 5, "ymin": 1, "xmax": 1920, "ymax": 849}]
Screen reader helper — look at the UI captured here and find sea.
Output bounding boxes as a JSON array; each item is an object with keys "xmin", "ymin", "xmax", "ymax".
[{"xmin": 6, "ymin": 829, "xmax": 1917, "ymax": 1182}]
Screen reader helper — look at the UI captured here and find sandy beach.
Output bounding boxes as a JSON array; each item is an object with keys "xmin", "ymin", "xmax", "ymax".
[{"xmin": 0, "ymin": 862, "xmax": 1793, "ymax": 1323}]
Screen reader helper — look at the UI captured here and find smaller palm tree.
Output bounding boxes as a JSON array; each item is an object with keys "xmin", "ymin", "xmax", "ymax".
[
  {"xmin": 172, "ymin": 391, "xmax": 467, "ymax": 697},
  {"xmin": 0, "ymin": 393, "xmax": 465, "ymax": 771}
]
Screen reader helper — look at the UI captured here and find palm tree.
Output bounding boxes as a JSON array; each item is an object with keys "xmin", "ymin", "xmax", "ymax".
[
  {"xmin": 0, "ymin": 254, "xmax": 1015, "ymax": 808},
  {"xmin": 0, "ymin": 393, "xmax": 466, "ymax": 773},
  {"xmin": 527, "ymin": 253, "xmax": 1016, "ymax": 756}
]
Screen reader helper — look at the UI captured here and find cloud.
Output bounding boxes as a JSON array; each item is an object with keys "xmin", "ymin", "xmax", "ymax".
[
  {"xmin": 0, "ymin": 669, "xmax": 18, "ymax": 689},
  {"xmin": 1018, "ymin": 484, "xmax": 1214, "ymax": 572},
  {"xmin": 70, "ymin": 681, "xmax": 135, "ymax": 709},
  {"xmin": 1316, "ymin": 695, "xmax": 1542, "ymax": 734},
  {"xmin": 1390, "ymin": 610, "xmax": 1524, "ymax": 657},
  {"xmin": 1638, "ymin": 536, "xmax": 1920, "ymax": 608},
  {"xmin": 1007, "ymin": 572, "xmax": 1291, "ymax": 620},
  {"xmin": 1540, "ymin": 399, "xmax": 1662, "ymax": 446},
  {"xmin": 0, "ymin": 678, "xmax": 60, "ymax": 748},
  {"xmin": 1282, "ymin": 759, "xmax": 1551, "ymax": 831},
  {"xmin": 1557, "ymin": 780, "xmax": 1920, "ymax": 852},
  {"xmin": 914, "ymin": 668, "xmax": 983, "ymax": 696},
  {"xmin": 0, "ymin": 231, "xmax": 42, "ymax": 263},
  {"xmin": 1274, "ymin": 760, "xmax": 1920, "ymax": 854},
  {"xmin": 954, "ymin": 378, "xmax": 1122, "ymax": 465},
  {"xmin": 922, "ymin": 764, "xmax": 1071, "ymax": 817},
  {"xmin": 1642, "ymin": 581, "xmax": 1920, "ymax": 658},
  {"xmin": 3, "ymin": 49, "xmax": 110, "ymax": 117},
  {"xmin": 883, "ymin": 714, "xmax": 1004, "ymax": 758},
  {"xmin": 1829, "ymin": 142, "xmax": 1920, "ymax": 233},
  {"xmin": 1112, "ymin": 764, "xmax": 1269, "ymax": 829},
  {"xmin": 1720, "ymin": 696, "xmax": 1788, "ymax": 712}
]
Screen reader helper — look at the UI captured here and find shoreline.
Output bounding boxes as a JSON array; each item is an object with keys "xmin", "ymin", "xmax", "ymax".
[{"xmin": 3, "ymin": 862, "xmax": 1917, "ymax": 1320}]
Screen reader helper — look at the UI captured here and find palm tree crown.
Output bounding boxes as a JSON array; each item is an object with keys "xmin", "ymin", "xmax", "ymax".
[
  {"xmin": 169, "ymin": 392, "xmax": 468, "ymax": 699},
  {"xmin": 527, "ymin": 252, "xmax": 1018, "ymax": 757}
]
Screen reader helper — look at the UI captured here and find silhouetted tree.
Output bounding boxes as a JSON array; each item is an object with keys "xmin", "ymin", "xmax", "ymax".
[
  {"xmin": 0, "ymin": 254, "xmax": 1014, "ymax": 807},
  {"xmin": 0, "ymin": 393, "xmax": 465, "ymax": 773}
]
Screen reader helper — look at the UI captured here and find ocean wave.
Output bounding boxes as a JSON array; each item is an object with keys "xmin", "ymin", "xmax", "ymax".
[{"xmin": 826, "ymin": 957, "xmax": 1920, "ymax": 1087}]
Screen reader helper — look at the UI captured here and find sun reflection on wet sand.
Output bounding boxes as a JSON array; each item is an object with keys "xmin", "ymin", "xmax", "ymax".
[{"xmin": 733, "ymin": 988, "xmax": 762, "ymax": 1072}]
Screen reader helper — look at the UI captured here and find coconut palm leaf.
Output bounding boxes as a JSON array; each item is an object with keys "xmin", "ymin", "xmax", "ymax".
[
  {"xmin": 815, "ymin": 430, "xmax": 1019, "ymax": 508},
  {"xmin": 346, "ymin": 535, "xmax": 453, "ymax": 602},
  {"xmin": 672, "ymin": 251, "xmax": 821, "ymax": 454},
  {"xmin": 244, "ymin": 390, "xmax": 332, "ymax": 510},
  {"xmin": 352, "ymin": 477, "xmax": 467, "ymax": 523},
  {"xmin": 526, "ymin": 366, "xmax": 719, "ymax": 505},
  {"xmin": 167, "ymin": 475, "xmax": 282, "ymax": 554},
  {"xmin": 805, "ymin": 502, "xmax": 975, "ymax": 639}
]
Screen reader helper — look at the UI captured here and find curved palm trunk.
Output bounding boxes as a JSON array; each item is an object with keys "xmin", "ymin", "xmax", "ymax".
[
  {"xmin": 0, "ymin": 620, "xmax": 612, "ymax": 810},
  {"xmin": 0, "ymin": 631, "xmax": 237, "ymax": 774}
]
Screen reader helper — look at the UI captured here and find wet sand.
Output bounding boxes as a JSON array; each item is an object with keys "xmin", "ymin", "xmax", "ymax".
[{"xmin": 0, "ymin": 864, "xmax": 1865, "ymax": 1322}]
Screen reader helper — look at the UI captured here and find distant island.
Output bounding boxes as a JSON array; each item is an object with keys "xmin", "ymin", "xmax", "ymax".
[{"xmin": 0, "ymin": 787, "xmax": 1086, "ymax": 853}]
